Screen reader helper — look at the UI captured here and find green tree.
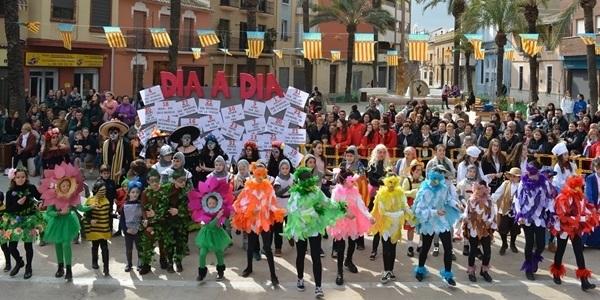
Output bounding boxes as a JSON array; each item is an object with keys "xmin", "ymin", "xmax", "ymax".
[
  {"xmin": 555, "ymin": 1, "xmax": 598, "ymax": 113},
  {"xmin": 416, "ymin": 0, "xmax": 467, "ymax": 87},
  {"xmin": 452, "ymin": 33, "xmax": 475, "ymax": 93},
  {"xmin": 168, "ymin": 0, "xmax": 181, "ymax": 73},
  {"xmin": 244, "ymin": 0, "xmax": 259, "ymax": 75},
  {"xmin": 462, "ymin": 0, "xmax": 523, "ymax": 98},
  {"xmin": 310, "ymin": 0, "xmax": 394, "ymax": 101},
  {"xmin": 3, "ymin": 0, "xmax": 25, "ymax": 119}
]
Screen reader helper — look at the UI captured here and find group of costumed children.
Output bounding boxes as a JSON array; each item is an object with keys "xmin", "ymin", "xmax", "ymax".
[{"xmin": 0, "ymin": 144, "xmax": 599, "ymax": 294}]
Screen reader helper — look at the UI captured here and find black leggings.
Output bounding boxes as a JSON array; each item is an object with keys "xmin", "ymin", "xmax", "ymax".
[
  {"xmin": 468, "ymin": 236, "xmax": 491, "ymax": 267},
  {"xmin": 9, "ymin": 241, "xmax": 33, "ymax": 266},
  {"xmin": 1, "ymin": 243, "xmax": 9, "ymax": 265},
  {"xmin": 246, "ymin": 231, "xmax": 276, "ymax": 276},
  {"xmin": 125, "ymin": 232, "xmax": 142, "ymax": 265},
  {"xmin": 334, "ymin": 238, "xmax": 356, "ymax": 273},
  {"xmin": 554, "ymin": 235, "xmax": 585, "ymax": 269},
  {"xmin": 92, "ymin": 239, "xmax": 109, "ymax": 264},
  {"xmin": 272, "ymin": 217, "xmax": 287, "ymax": 249},
  {"xmin": 296, "ymin": 236, "xmax": 322, "ymax": 287},
  {"xmin": 419, "ymin": 231, "xmax": 452, "ymax": 271},
  {"xmin": 382, "ymin": 238, "xmax": 397, "ymax": 271},
  {"xmin": 523, "ymin": 225, "xmax": 546, "ymax": 263}
]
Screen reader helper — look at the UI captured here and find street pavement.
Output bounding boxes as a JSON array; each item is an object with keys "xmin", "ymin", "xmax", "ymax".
[{"xmin": 1, "ymin": 176, "xmax": 599, "ymax": 299}]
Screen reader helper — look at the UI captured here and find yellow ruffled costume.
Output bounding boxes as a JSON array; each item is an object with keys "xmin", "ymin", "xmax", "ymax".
[
  {"xmin": 232, "ymin": 175, "xmax": 285, "ymax": 234},
  {"xmin": 370, "ymin": 176, "xmax": 415, "ymax": 244}
]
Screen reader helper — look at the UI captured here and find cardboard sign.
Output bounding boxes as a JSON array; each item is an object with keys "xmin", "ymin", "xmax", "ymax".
[
  {"xmin": 144, "ymin": 106, "xmax": 156, "ymax": 124},
  {"xmin": 284, "ymin": 86, "xmax": 309, "ymax": 108},
  {"xmin": 224, "ymin": 140, "xmax": 244, "ymax": 162},
  {"xmin": 197, "ymin": 99, "xmax": 221, "ymax": 115},
  {"xmin": 156, "ymin": 115, "xmax": 179, "ymax": 132},
  {"xmin": 180, "ymin": 117, "xmax": 199, "ymax": 127},
  {"xmin": 265, "ymin": 116, "xmax": 289, "ymax": 135},
  {"xmin": 282, "ymin": 144, "xmax": 304, "ymax": 167},
  {"xmin": 243, "ymin": 99, "xmax": 267, "ymax": 118},
  {"xmin": 283, "ymin": 128, "xmax": 307, "ymax": 145},
  {"xmin": 243, "ymin": 117, "xmax": 267, "ymax": 135},
  {"xmin": 266, "ymin": 95, "xmax": 290, "ymax": 115},
  {"xmin": 140, "ymin": 85, "xmax": 165, "ymax": 105},
  {"xmin": 222, "ymin": 122, "xmax": 245, "ymax": 141},
  {"xmin": 198, "ymin": 114, "xmax": 223, "ymax": 132},
  {"xmin": 177, "ymin": 98, "xmax": 198, "ymax": 117},
  {"xmin": 221, "ymin": 104, "xmax": 245, "ymax": 123},
  {"xmin": 283, "ymin": 106, "xmax": 307, "ymax": 126}
]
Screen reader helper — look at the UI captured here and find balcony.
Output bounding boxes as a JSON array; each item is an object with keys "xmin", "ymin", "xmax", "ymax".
[
  {"xmin": 258, "ymin": 1, "xmax": 274, "ymax": 16},
  {"xmin": 219, "ymin": 0, "xmax": 240, "ymax": 11},
  {"xmin": 125, "ymin": 30, "xmax": 201, "ymax": 51}
]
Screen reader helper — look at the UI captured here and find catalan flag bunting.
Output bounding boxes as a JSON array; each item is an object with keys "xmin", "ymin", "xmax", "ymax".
[
  {"xmin": 331, "ymin": 50, "xmax": 341, "ymax": 62},
  {"xmin": 519, "ymin": 34, "xmax": 539, "ymax": 57},
  {"xmin": 465, "ymin": 34, "xmax": 484, "ymax": 60},
  {"xmin": 149, "ymin": 28, "xmax": 171, "ymax": 48},
  {"xmin": 22, "ymin": 22, "xmax": 40, "ymax": 33},
  {"xmin": 504, "ymin": 46, "xmax": 515, "ymax": 61},
  {"xmin": 273, "ymin": 50, "xmax": 283, "ymax": 59},
  {"xmin": 579, "ymin": 33, "xmax": 596, "ymax": 45},
  {"xmin": 103, "ymin": 26, "xmax": 127, "ymax": 48},
  {"xmin": 197, "ymin": 30, "xmax": 220, "ymax": 47},
  {"xmin": 244, "ymin": 49, "xmax": 250, "ymax": 56},
  {"xmin": 407, "ymin": 34, "xmax": 428, "ymax": 62},
  {"xmin": 246, "ymin": 31, "xmax": 265, "ymax": 59},
  {"xmin": 58, "ymin": 24, "xmax": 74, "ymax": 50},
  {"xmin": 303, "ymin": 32, "xmax": 323, "ymax": 60},
  {"xmin": 386, "ymin": 50, "xmax": 398, "ymax": 66},
  {"xmin": 354, "ymin": 33, "xmax": 375, "ymax": 62},
  {"xmin": 534, "ymin": 45, "xmax": 543, "ymax": 56},
  {"xmin": 219, "ymin": 48, "xmax": 233, "ymax": 56},
  {"xmin": 596, "ymin": 44, "xmax": 600, "ymax": 55},
  {"xmin": 191, "ymin": 48, "xmax": 202, "ymax": 60}
]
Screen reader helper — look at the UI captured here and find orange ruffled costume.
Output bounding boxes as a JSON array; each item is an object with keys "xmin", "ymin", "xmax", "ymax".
[
  {"xmin": 550, "ymin": 176, "xmax": 600, "ymax": 240},
  {"xmin": 231, "ymin": 167, "xmax": 285, "ymax": 234}
]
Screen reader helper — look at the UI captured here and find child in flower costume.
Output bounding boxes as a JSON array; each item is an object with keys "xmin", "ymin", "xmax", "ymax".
[
  {"xmin": 549, "ymin": 175, "xmax": 598, "ymax": 291},
  {"xmin": 284, "ymin": 167, "xmax": 346, "ymax": 298},
  {"xmin": 327, "ymin": 171, "xmax": 372, "ymax": 286},
  {"xmin": 1, "ymin": 168, "xmax": 44, "ymax": 279},
  {"xmin": 188, "ymin": 176, "xmax": 234, "ymax": 282},
  {"xmin": 412, "ymin": 165, "xmax": 461, "ymax": 287},
  {"xmin": 370, "ymin": 173, "xmax": 414, "ymax": 283},
  {"xmin": 38, "ymin": 162, "xmax": 93, "ymax": 282},
  {"xmin": 83, "ymin": 181, "xmax": 112, "ymax": 276},
  {"xmin": 232, "ymin": 161, "xmax": 284, "ymax": 285}
]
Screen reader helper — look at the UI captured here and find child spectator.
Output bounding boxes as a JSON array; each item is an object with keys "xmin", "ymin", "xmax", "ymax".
[{"xmin": 71, "ymin": 130, "xmax": 87, "ymax": 167}]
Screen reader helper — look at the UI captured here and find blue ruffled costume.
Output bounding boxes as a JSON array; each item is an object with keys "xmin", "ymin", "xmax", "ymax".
[{"xmin": 412, "ymin": 172, "xmax": 461, "ymax": 235}]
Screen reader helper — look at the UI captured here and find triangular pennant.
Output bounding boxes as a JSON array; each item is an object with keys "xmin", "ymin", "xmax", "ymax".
[
  {"xmin": 58, "ymin": 24, "xmax": 74, "ymax": 50},
  {"xmin": 330, "ymin": 50, "xmax": 341, "ymax": 62},
  {"xmin": 219, "ymin": 48, "xmax": 232, "ymax": 56},
  {"xmin": 191, "ymin": 48, "xmax": 202, "ymax": 60},
  {"xmin": 103, "ymin": 26, "xmax": 127, "ymax": 48},
  {"xmin": 149, "ymin": 28, "xmax": 172, "ymax": 48},
  {"xmin": 407, "ymin": 34, "xmax": 429, "ymax": 62},
  {"xmin": 246, "ymin": 31, "xmax": 265, "ymax": 59},
  {"xmin": 197, "ymin": 30, "xmax": 220, "ymax": 47},
  {"xmin": 579, "ymin": 33, "xmax": 596, "ymax": 46},
  {"xmin": 519, "ymin": 34, "xmax": 539, "ymax": 57},
  {"xmin": 386, "ymin": 50, "xmax": 398, "ymax": 66},
  {"xmin": 354, "ymin": 34, "xmax": 375, "ymax": 62},
  {"xmin": 23, "ymin": 22, "xmax": 40, "ymax": 33},
  {"xmin": 273, "ymin": 50, "xmax": 283, "ymax": 59},
  {"xmin": 302, "ymin": 33, "xmax": 323, "ymax": 60}
]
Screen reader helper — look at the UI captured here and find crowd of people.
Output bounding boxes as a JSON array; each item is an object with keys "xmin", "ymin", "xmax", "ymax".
[{"xmin": 0, "ymin": 87, "xmax": 599, "ymax": 297}]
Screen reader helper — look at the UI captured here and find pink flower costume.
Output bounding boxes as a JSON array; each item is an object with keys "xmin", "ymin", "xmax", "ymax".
[{"xmin": 327, "ymin": 175, "xmax": 373, "ymax": 240}]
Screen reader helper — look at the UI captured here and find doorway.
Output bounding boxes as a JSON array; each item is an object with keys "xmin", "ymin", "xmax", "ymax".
[
  {"xmin": 74, "ymin": 68, "xmax": 98, "ymax": 93},
  {"xmin": 29, "ymin": 69, "xmax": 58, "ymax": 101}
]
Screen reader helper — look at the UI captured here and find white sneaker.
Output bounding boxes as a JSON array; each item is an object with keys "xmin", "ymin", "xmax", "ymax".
[
  {"xmin": 297, "ymin": 278, "xmax": 305, "ymax": 292},
  {"xmin": 315, "ymin": 286, "xmax": 324, "ymax": 298},
  {"xmin": 380, "ymin": 271, "xmax": 391, "ymax": 283}
]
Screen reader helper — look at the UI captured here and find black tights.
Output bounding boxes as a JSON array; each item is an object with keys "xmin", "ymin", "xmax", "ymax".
[
  {"xmin": 419, "ymin": 232, "xmax": 452, "ymax": 271},
  {"xmin": 273, "ymin": 217, "xmax": 287, "ymax": 249},
  {"xmin": 1, "ymin": 243, "xmax": 9, "ymax": 265},
  {"xmin": 523, "ymin": 225, "xmax": 546, "ymax": 263},
  {"xmin": 296, "ymin": 236, "xmax": 322, "ymax": 287},
  {"xmin": 246, "ymin": 231, "xmax": 276, "ymax": 276},
  {"xmin": 9, "ymin": 241, "xmax": 33, "ymax": 266},
  {"xmin": 334, "ymin": 238, "xmax": 356, "ymax": 273},
  {"xmin": 554, "ymin": 235, "xmax": 586, "ymax": 269},
  {"xmin": 382, "ymin": 238, "xmax": 397, "ymax": 271},
  {"xmin": 91, "ymin": 239, "xmax": 109, "ymax": 265},
  {"xmin": 468, "ymin": 236, "xmax": 491, "ymax": 267}
]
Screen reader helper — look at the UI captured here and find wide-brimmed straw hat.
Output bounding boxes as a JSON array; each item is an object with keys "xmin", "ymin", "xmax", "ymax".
[{"xmin": 99, "ymin": 119, "xmax": 129, "ymax": 137}]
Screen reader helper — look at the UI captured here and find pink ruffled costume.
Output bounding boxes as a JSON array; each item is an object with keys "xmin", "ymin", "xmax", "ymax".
[{"xmin": 327, "ymin": 181, "xmax": 372, "ymax": 240}]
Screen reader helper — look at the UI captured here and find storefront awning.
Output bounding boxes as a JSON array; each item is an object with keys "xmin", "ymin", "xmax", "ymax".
[{"xmin": 563, "ymin": 55, "xmax": 600, "ymax": 70}]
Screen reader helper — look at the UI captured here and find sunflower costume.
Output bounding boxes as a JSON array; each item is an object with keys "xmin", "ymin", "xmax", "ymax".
[
  {"xmin": 188, "ymin": 176, "xmax": 234, "ymax": 281},
  {"xmin": 38, "ymin": 162, "xmax": 90, "ymax": 281}
]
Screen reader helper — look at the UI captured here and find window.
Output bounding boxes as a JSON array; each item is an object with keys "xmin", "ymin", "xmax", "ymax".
[
  {"xmin": 52, "ymin": 0, "xmax": 76, "ymax": 21},
  {"xmin": 160, "ymin": 14, "xmax": 170, "ymax": 30},
  {"xmin": 283, "ymin": 0, "xmax": 290, "ymax": 4},
  {"xmin": 239, "ymin": 22, "xmax": 247, "ymax": 50},
  {"xmin": 576, "ymin": 19, "xmax": 585, "ymax": 34},
  {"xmin": 547, "ymin": 65, "xmax": 553, "ymax": 94},
  {"xmin": 89, "ymin": 0, "xmax": 111, "ymax": 32},
  {"xmin": 518, "ymin": 66, "xmax": 524, "ymax": 91},
  {"xmin": 480, "ymin": 64, "xmax": 484, "ymax": 84},
  {"xmin": 281, "ymin": 20, "xmax": 288, "ymax": 41},
  {"xmin": 597, "ymin": 16, "xmax": 600, "ymax": 33}
]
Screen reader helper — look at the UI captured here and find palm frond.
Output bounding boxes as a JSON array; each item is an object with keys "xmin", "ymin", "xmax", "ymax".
[
  {"xmin": 543, "ymin": 1, "xmax": 578, "ymax": 50},
  {"xmin": 364, "ymin": 9, "xmax": 395, "ymax": 34}
]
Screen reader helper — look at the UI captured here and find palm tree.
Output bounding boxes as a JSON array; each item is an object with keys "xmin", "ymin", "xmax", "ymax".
[
  {"xmin": 244, "ymin": 0, "xmax": 259, "ymax": 75},
  {"xmin": 302, "ymin": 0, "xmax": 313, "ymax": 93},
  {"xmin": 417, "ymin": 0, "xmax": 467, "ymax": 87},
  {"xmin": 556, "ymin": 1, "xmax": 598, "ymax": 114},
  {"xmin": 310, "ymin": 0, "xmax": 394, "ymax": 101},
  {"xmin": 462, "ymin": 0, "xmax": 523, "ymax": 98},
  {"xmin": 453, "ymin": 33, "xmax": 475, "ymax": 93},
  {"xmin": 168, "ymin": 0, "xmax": 181, "ymax": 73},
  {"xmin": 3, "ymin": 0, "xmax": 25, "ymax": 119}
]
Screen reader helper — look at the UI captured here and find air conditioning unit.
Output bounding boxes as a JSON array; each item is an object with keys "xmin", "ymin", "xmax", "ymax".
[{"xmin": 295, "ymin": 58, "xmax": 303, "ymax": 66}]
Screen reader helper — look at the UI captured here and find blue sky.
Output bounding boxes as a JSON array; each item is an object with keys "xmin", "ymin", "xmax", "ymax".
[{"xmin": 411, "ymin": 1, "xmax": 454, "ymax": 33}]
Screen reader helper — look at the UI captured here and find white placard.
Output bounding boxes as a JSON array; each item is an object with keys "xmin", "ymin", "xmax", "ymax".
[
  {"xmin": 197, "ymin": 99, "xmax": 221, "ymax": 115},
  {"xmin": 221, "ymin": 104, "xmax": 245, "ymax": 123},
  {"xmin": 138, "ymin": 125, "xmax": 156, "ymax": 145},
  {"xmin": 222, "ymin": 122, "xmax": 245, "ymax": 141},
  {"xmin": 177, "ymin": 98, "xmax": 198, "ymax": 117},
  {"xmin": 243, "ymin": 117, "xmax": 267, "ymax": 135},
  {"xmin": 260, "ymin": 150, "xmax": 272, "ymax": 161},
  {"xmin": 180, "ymin": 117, "xmax": 199, "ymax": 127},
  {"xmin": 210, "ymin": 130, "xmax": 227, "ymax": 146},
  {"xmin": 155, "ymin": 100, "xmax": 178, "ymax": 116},
  {"xmin": 137, "ymin": 108, "xmax": 146, "ymax": 124},
  {"xmin": 282, "ymin": 144, "xmax": 304, "ymax": 167},
  {"xmin": 265, "ymin": 116, "xmax": 289, "ymax": 135},
  {"xmin": 265, "ymin": 95, "xmax": 290, "ymax": 115},
  {"xmin": 198, "ymin": 114, "xmax": 223, "ymax": 132},
  {"xmin": 144, "ymin": 106, "xmax": 156, "ymax": 124},
  {"xmin": 283, "ymin": 128, "xmax": 307, "ymax": 145},
  {"xmin": 243, "ymin": 99, "xmax": 267, "ymax": 118},
  {"xmin": 140, "ymin": 85, "xmax": 164, "ymax": 105},
  {"xmin": 242, "ymin": 133, "xmax": 261, "ymax": 149},
  {"xmin": 283, "ymin": 107, "xmax": 307, "ymax": 126},
  {"xmin": 193, "ymin": 138, "xmax": 205, "ymax": 150},
  {"xmin": 224, "ymin": 140, "xmax": 244, "ymax": 162},
  {"xmin": 285, "ymin": 86, "xmax": 309, "ymax": 108},
  {"xmin": 257, "ymin": 134, "xmax": 274, "ymax": 151},
  {"xmin": 156, "ymin": 115, "xmax": 179, "ymax": 132}
]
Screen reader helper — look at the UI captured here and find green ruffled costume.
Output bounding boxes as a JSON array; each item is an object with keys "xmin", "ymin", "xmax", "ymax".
[
  {"xmin": 43, "ymin": 205, "xmax": 92, "ymax": 244},
  {"xmin": 195, "ymin": 217, "xmax": 232, "ymax": 251},
  {"xmin": 282, "ymin": 167, "xmax": 346, "ymax": 242}
]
